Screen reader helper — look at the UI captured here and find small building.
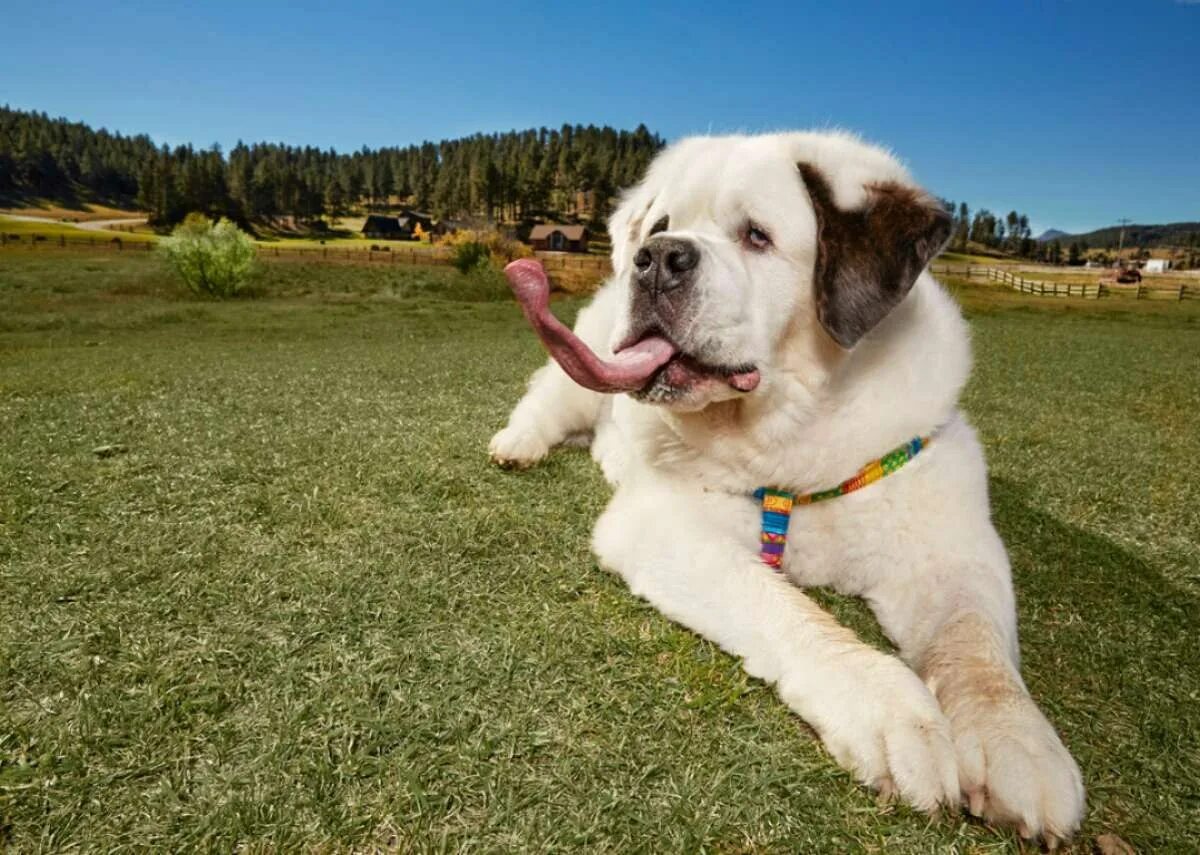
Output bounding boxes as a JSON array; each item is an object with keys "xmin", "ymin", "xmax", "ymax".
[
  {"xmin": 528, "ymin": 224, "xmax": 589, "ymax": 253},
  {"xmin": 361, "ymin": 211, "xmax": 434, "ymax": 241},
  {"xmin": 1144, "ymin": 259, "xmax": 1172, "ymax": 273}
]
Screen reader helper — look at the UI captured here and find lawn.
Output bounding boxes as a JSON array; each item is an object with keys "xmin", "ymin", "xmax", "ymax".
[
  {"xmin": 938, "ymin": 250, "xmax": 1021, "ymax": 267},
  {"xmin": 0, "ymin": 213, "xmax": 452, "ymax": 254},
  {"xmin": 0, "ymin": 202, "xmax": 145, "ymax": 223},
  {"xmin": 0, "ymin": 216, "xmax": 157, "ymax": 245},
  {"xmin": 1, "ymin": 252, "xmax": 1197, "ymax": 851}
]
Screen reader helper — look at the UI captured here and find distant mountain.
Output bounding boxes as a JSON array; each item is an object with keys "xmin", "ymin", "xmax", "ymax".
[{"xmin": 1039, "ymin": 222, "xmax": 1200, "ymax": 248}]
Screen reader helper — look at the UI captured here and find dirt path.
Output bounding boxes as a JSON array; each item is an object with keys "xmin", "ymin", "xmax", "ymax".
[
  {"xmin": 0, "ymin": 213, "xmax": 147, "ymax": 230},
  {"xmin": 76, "ymin": 217, "xmax": 148, "ymax": 231}
]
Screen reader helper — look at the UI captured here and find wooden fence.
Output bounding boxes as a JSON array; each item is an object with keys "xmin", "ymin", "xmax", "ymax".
[
  {"xmin": 982, "ymin": 267, "xmax": 1103, "ymax": 299},
  {"xmin": 1, "ymin": 232, "xmax": 157, "ymax": 252},
  {"xmin": 4, "ymin": 234, "xmax": 1193, "ymax": 302},
  {"xmin": 930, "ymin": 264, "xmax": 1197, "ymax": 302},
  {"xmin": 0, "ymin": 230, "xmax": 613, "ymax": 288}
]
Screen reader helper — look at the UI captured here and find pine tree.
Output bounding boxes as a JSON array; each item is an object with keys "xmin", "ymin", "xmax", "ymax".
[{"xmin": 0, "ymin": 105, "xmax": 666, "ymax": 228}]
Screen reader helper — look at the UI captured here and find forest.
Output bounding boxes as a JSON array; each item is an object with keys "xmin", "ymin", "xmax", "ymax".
[
  {"xmin": 5, "ymin": 105, "xmax": 1193, "ymax": 267},
  {"xmin": 0, "ymin": 106, "xmax": 663, "ymax": 227}
]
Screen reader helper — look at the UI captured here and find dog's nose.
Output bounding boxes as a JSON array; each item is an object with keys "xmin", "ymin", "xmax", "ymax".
[{"xmin": 634, "ymin": 237, "xmax": 699, "ymax": 294}]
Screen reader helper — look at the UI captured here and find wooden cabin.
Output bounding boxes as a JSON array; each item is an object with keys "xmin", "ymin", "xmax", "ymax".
[{"xmin": 528, "ymin": 224, "xmax": 589, "ymax": 253}]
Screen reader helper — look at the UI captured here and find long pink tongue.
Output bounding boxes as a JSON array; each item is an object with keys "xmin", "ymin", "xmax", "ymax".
[{"xmin": 503, "ymin": 259, "xmax": 675, "ymax": 393}]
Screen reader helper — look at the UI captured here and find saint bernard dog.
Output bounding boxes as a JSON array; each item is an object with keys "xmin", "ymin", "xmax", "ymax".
[{"xmin": 489, "ymin": 131, "xmax": 1085, "ymax": 845}]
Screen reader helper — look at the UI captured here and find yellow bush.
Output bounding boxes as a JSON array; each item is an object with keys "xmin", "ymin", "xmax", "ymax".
[{"xmin": 440, "ymin": 229, "xmax": 532, "ymax": 269}]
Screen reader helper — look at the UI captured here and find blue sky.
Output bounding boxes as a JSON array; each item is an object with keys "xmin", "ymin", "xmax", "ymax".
[{"xmin": 2, "ymin": 0, "xmax": 1197, "ymax": 233}]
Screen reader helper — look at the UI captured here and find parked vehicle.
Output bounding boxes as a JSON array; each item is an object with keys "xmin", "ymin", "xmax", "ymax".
[{"xmin": 1104, "ymin": 265, "xmax": 1143, "ymax": 284}]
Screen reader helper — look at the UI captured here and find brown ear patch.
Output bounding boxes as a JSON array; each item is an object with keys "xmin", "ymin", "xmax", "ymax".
[{"xmin": 798, "ymin": 162, "xmax": 951, "ymax": 349}]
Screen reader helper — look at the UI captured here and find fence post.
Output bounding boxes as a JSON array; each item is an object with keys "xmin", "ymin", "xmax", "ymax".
[{"xmin": 1179, "ymin": 285, "xmax": 1185, "ymax": 302}]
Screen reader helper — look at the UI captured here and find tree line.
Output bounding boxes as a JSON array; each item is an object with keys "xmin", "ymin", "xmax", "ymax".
[
  {"xmin": 0, "ymin": 106, "xmax": 663, "ymax": 227},
  {"xmin": 941, "ymin": 200, "xmax": 1058, "ymax": 261},
  {"xmin": 939, "ymin": 199, "xmax": 1200, "ymax": 267},
  {"xmin": 6, "ymin": 106, "xmax": 1193, "ymax": 267}
]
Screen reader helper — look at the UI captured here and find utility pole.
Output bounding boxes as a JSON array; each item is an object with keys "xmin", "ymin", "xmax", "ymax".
[{"xmin": 1116, "ymin": 218, "xmax": 1132, "ymax": 263}]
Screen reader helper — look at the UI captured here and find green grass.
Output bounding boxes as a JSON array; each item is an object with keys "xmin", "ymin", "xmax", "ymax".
[
  {"xmin": 0, "ymin": 216, "xmax": 157, "ymax": 244},
  {"xmin": 254, "ymin": 235, "xmax": 444, "ymax": 251},
  {"xmin": 1, "ymin": 253, "xmax": 1197, "ymax": 851},
  {"xmin": 938, "ymin": 250, "xmax": 1020, "ymax": 266}
]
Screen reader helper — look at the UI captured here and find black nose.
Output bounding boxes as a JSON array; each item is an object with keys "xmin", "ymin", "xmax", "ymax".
[{"xmin": 634, "ymin": 237, "xmax": 700, "ymax": 294}]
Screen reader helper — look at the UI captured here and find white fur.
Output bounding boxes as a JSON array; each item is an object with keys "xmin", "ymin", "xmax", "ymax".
[{"xmin": 489, "ymin": 131, "xmax": 1084, "ymax": 843}]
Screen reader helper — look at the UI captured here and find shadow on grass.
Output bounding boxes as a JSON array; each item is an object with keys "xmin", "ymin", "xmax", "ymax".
[
  {"xmin": 987, "ymin": 477, "xmax": 1197, "ymax": 851},
  {"xmin": 751, "ymin": 474, "xmax": 1194, "ymax": 849}
]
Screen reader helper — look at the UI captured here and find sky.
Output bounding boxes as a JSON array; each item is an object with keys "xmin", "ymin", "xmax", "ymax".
[{"xmin": 2, "ymin": 0, "xmax": 1197, "ymax": 234}]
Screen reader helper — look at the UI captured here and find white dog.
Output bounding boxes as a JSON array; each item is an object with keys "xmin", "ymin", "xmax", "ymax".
[{"xmin": 490, "ymin": 131, "xmax": 1084, "ymax": 845}]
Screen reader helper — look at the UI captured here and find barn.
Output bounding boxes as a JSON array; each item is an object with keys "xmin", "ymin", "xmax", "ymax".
[
  {"xmin": 528, "ymin": 224, "xmax": 589, "ymax": 253},
  {"xmin": 361, "ymin": 211, "xmax": 434, "ymax": 240}
]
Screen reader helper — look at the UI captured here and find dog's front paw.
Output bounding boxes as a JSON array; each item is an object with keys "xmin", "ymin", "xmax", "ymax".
[
  {"xmin": 488, "ymin": 425, "xmax": 549, "ymax": 469},
  {"xmin": 948, "ymin": 691, "xmax": 1084, "ymax": 847},
  {"xmin": 785, "ymin": 657, "xmax": 960, "ymax": 814}
]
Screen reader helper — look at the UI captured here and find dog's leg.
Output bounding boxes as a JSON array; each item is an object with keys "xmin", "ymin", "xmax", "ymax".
[
  {"xmin": 489, "ymin": 284, "xmax": 616, "ymax": 469},
  {"xmin": 592, "ymin": 480, "xmax": 961, "ymax": 813},
  {"xmin": 868, "ymin": 552, "xmax": 1085, "ymax": 846}
]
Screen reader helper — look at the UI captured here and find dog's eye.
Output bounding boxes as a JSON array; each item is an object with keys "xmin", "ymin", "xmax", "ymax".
[
  {"xmin": 649, "ymin": 216, "xmax": 669, "ymax": 236},
  {"xmin": 744, "ymin": 223, "xmax": 772, "ymax": 250}
]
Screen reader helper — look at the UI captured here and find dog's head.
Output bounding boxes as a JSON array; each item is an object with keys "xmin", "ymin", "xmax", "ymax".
[{"xmin": 607, "ymin": 132, "xmax": 951, "ymax": 411}]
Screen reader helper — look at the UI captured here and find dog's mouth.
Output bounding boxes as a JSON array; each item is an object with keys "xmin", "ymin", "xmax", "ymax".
[
  {"xmin": 616, "ymin": 329, "xmax": 760, "ymax": 397},
  {"xmin": 502, "ymin": 259, "xmax": 759, "ymax": 397}
]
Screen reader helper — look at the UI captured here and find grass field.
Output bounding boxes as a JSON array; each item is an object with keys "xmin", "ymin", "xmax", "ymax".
[
  {"xmin": 0, "ymin": 202, "xmax": 145, "ymax": 223},
  {"xmin": 1, "ymin": 252, "xmax": 1198, "ymax": 851},
  {"xmin": 939, "ymin": 250, "xmax": 1020, "ymax": 267},
  {"xmin": 0, "ymin": 213, "xmax": 448, "ymax": 253},
  {"xmin": 0, "ymin": 216, "xmax": 157, "ymax": 245}
]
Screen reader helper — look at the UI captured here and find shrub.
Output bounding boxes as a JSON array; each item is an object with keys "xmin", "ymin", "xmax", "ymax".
[
  {"xmin": 443, "ymin": 229, "xmax": 532, "ymax": 274},
  {"xmin": 450, "ymin": 238, "xmax": 491, "ymax": 273},
  {"xmin": 159, "ymin": 213, "xmax": 257, "ymax": 298}
]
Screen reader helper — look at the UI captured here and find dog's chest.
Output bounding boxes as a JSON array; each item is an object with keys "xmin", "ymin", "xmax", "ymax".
[{"xmin": 774, "ymin": 488, "xmax": 915, "ymax": 594}]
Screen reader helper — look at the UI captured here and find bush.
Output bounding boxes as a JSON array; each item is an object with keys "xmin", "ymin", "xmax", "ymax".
[
  {"xmin": 159, "ymin": 213, "xmax": 257, "ymax": 298},
  {"xmin": 443, "ymin": 229, "xmax": 532, "ymax": 274},
  {"xmin": 450, "ymin": 239, "xmax": 491, "ymax": 273}
]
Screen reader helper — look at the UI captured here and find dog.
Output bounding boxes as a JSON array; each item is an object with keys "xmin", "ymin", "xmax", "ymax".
[{"xmin": 489, "ymin": 131, "xmax": 1084, "ymax": 845}]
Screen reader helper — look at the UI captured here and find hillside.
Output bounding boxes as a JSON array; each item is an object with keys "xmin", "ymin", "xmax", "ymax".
[
  {"xmin": 1038, "ymin": 221, "xmax": 1200, "ymax": 248},
  {"xmin": 0, "ymin": 106, "xmax": 663, "ymax": 228}
]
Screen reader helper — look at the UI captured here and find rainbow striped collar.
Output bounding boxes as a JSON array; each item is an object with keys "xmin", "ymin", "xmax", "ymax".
[{"xmin": 753, "ymin": 433, "xmax": 934, "ymax": 570}]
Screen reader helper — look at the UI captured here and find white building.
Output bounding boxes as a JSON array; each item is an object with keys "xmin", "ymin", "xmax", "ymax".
[{"xmin": 1144, "ymin": 259, "xmax": 1172, "ymax": 273}]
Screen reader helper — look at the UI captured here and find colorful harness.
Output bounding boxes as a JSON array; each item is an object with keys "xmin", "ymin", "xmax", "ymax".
[{"xmin": 753, "ymin": 434, "xmax": 933, "ymax": 570}]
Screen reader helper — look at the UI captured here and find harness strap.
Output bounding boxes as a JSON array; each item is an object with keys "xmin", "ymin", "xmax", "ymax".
[{"xmin": 753, "ymin": 434, "xmax": 933, "ymax": 570}]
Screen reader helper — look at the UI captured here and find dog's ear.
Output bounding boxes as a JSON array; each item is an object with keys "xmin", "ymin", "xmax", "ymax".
[{"xmin": 798, "ymin": 162, "xmax": 951, "ymax": 349}]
